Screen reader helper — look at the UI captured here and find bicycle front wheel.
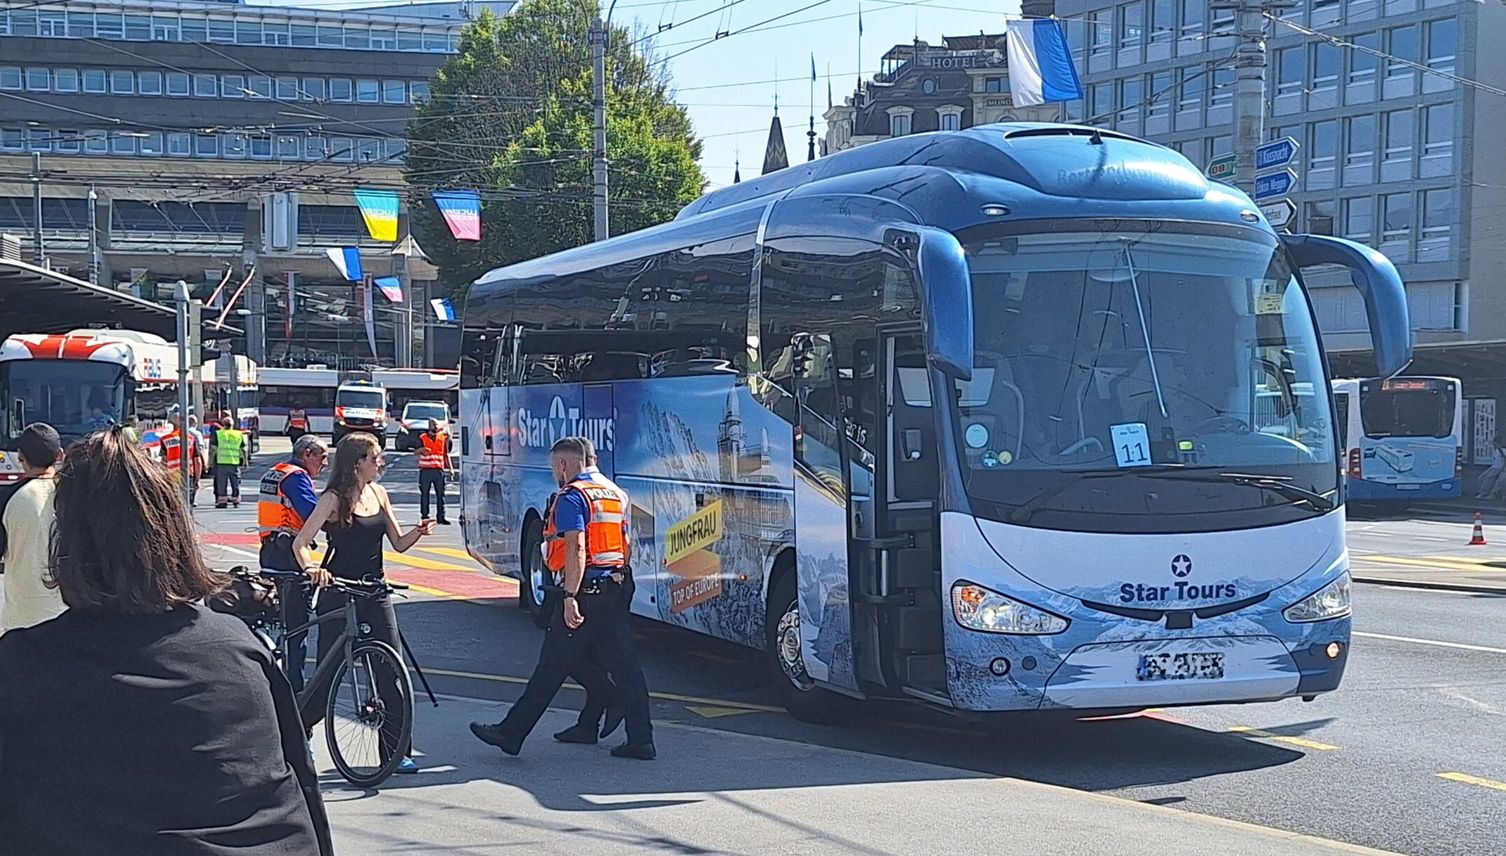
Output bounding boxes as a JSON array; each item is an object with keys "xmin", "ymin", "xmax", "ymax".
[{"xmin": 324, "ymin": 640, "xmax": 414, "ymax": 788}]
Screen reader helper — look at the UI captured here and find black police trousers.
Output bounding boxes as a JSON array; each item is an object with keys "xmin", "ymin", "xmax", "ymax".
[
  {"xmin": 261, "ymin": 536, "xmax": 310, "ymax": 695},
  {"xmin": 498, "ymin": 578, "xmax": 652, "ymax": 747}
]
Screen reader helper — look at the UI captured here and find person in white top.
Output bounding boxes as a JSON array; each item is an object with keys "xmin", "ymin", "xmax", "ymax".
[{"xmin": 0, "ymin": 423, "xmax": 65, "ymax": 634}]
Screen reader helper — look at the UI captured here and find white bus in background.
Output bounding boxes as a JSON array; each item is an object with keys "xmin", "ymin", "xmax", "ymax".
[
  {"xmin": 258, "ymin": 366, "xmax": 458, "ymax": 436},
  {"xmin": 1332, "ymin": 376, "xmax": 1463, "ymax": 503},
  {"xmin": 0, "ymin": 329, "xmax": 258, "ymax": 479}
]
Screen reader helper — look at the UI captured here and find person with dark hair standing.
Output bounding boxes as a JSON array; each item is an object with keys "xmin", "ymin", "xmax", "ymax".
[
  {"xmin": 471, "ymin": 435, "xmax": 655, "ymax": 760},
  {"xmin": 293, "ymin": 431, "xmax": 433, "ymax": 774},
  {"xmin": 0, "ymin": 423, "xmax": 65, "ymax": 634},
  {"xmin": 0, "ymin": 431, "xmax": 333, "ymax": 856}
]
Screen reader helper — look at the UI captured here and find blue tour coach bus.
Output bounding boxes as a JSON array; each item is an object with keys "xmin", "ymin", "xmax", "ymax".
[{"xmin": 457, "ymin": 123, "xmax": 1411, "ymax": 720}]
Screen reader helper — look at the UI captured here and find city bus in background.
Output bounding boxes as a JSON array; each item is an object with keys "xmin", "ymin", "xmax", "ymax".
[
  {"xmin": 458, "ymin": 123, "xmax": 1411, "ymax": 721},
  {"xmin": 258, "ymin": 366, "xmax": 458, "ymax": 437},
  {"xmin": 0, "ymin": 329, "xmax": 259, "ymax": 480},
  {"xmin": 1331, "ymin": 376, "xmax": 1463, "ymax": 504}
]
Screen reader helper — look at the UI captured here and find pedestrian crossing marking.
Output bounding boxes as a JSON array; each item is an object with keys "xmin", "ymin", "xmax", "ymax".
[{"xmin": 1437, "ymin": 771, "xmax": 1506, "ymax": 793}]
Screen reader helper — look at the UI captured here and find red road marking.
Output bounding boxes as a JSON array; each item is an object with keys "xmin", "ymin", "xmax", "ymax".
[
  {"xmin": 387, "ymin": 566, "xmax": 518, "ymax": 601},
  {"xmin": 201, "ymin": 532, "xmax": 262, "ymax": 546}
]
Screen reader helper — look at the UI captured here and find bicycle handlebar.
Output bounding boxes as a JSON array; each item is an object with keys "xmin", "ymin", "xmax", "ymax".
[{"xmin": 249, "ymin": 567, "xmax": 404, "ymax": 597}]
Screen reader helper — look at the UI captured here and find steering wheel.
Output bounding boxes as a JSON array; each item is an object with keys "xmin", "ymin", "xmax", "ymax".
[{"xmin": 1192, "ymin": 415, "xmax": 1251, "ymax": 435}]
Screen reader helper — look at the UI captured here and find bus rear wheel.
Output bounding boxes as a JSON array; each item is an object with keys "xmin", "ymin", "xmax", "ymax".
[{"xmin": 765, "ymin": 571, "xmax": 840, "ymax": 723}]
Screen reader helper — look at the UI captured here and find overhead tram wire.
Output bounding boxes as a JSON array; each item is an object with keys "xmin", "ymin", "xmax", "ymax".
[
  {"xmin": 624, "ymin": 0, "xmax": 753, "ymax": 50},
  {"xmin": 651, "ymin": 0, "xmax": 840, "ymax": 66}
]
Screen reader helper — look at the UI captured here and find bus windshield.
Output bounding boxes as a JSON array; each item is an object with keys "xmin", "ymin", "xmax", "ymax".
[
  {"xmin": 1, "ymin": 360, "xmax": 128, "ymax": 442},
  {"xmin": 955, "ymin": 221, "xmax": 1336, "ymax": 532},
  {"xmin": 1359, "ymin": 383, "xmax": 1454, "ymax": 438}
]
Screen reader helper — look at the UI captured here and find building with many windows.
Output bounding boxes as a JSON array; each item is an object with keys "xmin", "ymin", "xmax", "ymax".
[
  {"xmin": 1055, "ymin": 0, "xmax": 1506, "ymax": 453},
  {"xmin": 0, "ymin": 0, "xmax": 514, "ymax": 367},
  {"xmin": 823, "ymin": 11, "xmax": 1063, "ymax": 154}
]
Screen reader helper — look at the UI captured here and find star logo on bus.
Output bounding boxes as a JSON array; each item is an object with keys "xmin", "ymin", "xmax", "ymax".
[{"xmin": 1171, "ymin": 554, "xmax": 1192, "ymax": 578}]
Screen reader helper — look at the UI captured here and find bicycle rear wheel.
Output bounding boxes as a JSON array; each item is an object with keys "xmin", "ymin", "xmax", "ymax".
[{"xmin": 324, "ymin": 640, "xmax": 414, "ymax": 788}]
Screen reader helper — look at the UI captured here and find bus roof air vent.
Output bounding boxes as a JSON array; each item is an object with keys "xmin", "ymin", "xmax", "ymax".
[{"xmin": 998, "ymin": 126, "xmax": 1140, "ymax": 145}]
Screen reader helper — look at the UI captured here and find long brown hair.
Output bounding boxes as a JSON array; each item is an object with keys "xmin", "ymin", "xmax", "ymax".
[
  {"xmin": 50, "ymin": 429, "xmax": 225, "ymax": 614},
  {"xmin": 325, "ymin": 432, "xmax": 381, "ymax": 527}
]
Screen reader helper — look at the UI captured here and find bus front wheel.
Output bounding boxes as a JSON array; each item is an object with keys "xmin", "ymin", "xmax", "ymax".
[
  {"xmin": 765, "ymin": 571, "xmax": 840, "ymax": 723},
  {"xmin": 519, "ymin": 519, "xmax": 550, "ymax": 629}
]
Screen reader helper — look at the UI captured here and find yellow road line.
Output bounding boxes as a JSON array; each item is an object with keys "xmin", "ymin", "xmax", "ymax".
[
  {"xmin": 381, "ymin": 550, "xmax": 480, "ymax": 572},
  {"xmin": 401, "ymin": 582, "xmax": 469, "ymax": 601},
  {"xmin": 420, "ymin": 664, "xmax": 784, "ymax": 714},
  {"xmin": 1437, "ymin": 771, "xmax": 1506, "ymax": 793},
  {"xmin": 416, "ymin": 546, "xmax": 480, "ymax": 562},
  {"xmin": 1226, "ymin": 725, "xmax": 1339, "ymax": 751},
  {"xmin": 1357, "ymin": 555, "xmax": 1506, "ymax": 574}
]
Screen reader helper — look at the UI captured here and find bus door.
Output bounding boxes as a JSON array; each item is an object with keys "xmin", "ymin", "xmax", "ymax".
[{"xmin": 846, "ymin": 329, "xmax": 946, "ymax": 699}]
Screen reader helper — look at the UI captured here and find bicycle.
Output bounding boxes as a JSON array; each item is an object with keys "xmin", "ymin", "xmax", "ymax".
[{"xmin": 234, "ymin": 568, "xmax": 417, "ymax": 788}]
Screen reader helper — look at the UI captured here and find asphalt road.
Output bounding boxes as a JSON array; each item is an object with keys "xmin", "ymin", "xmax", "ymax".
[{"xmin": 190, "ymin": 442, "xmax": 1505, "ymax": 856}]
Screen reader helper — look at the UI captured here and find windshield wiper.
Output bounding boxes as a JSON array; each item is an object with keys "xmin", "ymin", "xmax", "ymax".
[
  {"xmin": 1143, "ymin": 470, "xmax": 1335, "ymax": 512},
  {"xmin": 1007, "ymin": 469, "xmax": 1131, "ymax": 523}
]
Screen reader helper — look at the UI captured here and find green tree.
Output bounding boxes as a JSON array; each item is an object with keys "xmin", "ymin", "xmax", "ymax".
[{"xmin": 404, "ymin": 0, "xmax": 705, "ymax": 298}]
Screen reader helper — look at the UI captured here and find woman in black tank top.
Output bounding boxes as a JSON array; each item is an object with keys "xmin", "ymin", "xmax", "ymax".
[{"xmin": 291, "ymin": 432, "xmax": 435, "ymax": 773}]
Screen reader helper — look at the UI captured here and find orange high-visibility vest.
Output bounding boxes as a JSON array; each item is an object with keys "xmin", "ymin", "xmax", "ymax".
[
  {"xmin": 159, "ymin": 430, "xmax": 189, "ymax": 471},
  {"xmin": 544, "ymin": 476, "xmax": 629, "ymax": 573},
  {"xmin": 417, "ymin": 431, "xmax": 448, "ymax": 469},
  {"xmin": 257, "ymin": 461, "xmax": 309, "ymax": 542}
]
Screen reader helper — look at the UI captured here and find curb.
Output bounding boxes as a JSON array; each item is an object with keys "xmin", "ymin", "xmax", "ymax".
[{"xmin": 1353, "ymin": 576, "xmax": 1506, "ymax": 596}]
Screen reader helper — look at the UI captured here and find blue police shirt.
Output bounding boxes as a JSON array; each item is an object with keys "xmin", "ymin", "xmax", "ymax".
[
  {"xmin": 552, "ymin": 466, "xmax": 620, "ymax": 580},
  {"xmin": 281, "ymin": 460, "xmax": 319, "ymax": 521}
]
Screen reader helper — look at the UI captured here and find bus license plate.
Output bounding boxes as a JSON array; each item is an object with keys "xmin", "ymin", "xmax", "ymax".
[{"xmin": 1136, "ymin": 652, "xmax": 1224, "ymax": 682}]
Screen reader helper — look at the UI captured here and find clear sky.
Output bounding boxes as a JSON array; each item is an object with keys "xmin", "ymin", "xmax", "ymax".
[{"xmin": 257, "ymin": 0, "xmax": 1026, "ymax": 191}]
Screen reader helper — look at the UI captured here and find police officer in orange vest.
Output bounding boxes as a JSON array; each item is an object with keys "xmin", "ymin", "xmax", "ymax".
[
  {"xmin": 416, "ymin": 419, "xmax": 452, "ymax": 524},
  {"xmin": 257, "ymin": 433, "xmax": 330, "ymax": 694},
  {"xmin": 471, "ymin": 435, "xmax": 655, "ymax": 760}
]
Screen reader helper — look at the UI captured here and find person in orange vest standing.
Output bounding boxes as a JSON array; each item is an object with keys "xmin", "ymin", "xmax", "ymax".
[
  {"xmin": 156, "ymin": 416, "xmax": 201, "ymax": 506},
  {"xmin": 257, "ymin": 434, "xmax": 330, "ymax": 695},
  {"xmin": 416, "ymin": 419, "xmax": 453, "ymax": 525},
  {"xmin": 471, "ymin": 435, "xmax": 654, "ymax": 760}
]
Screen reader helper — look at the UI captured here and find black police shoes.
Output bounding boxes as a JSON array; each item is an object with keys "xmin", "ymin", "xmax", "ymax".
[
  {"xmin": 469, "ymin": 721, "xmax": 522, "ymax": 756},
  {"xmin": 552, "ymin": 724, "xmax": 599, "ymax": 745},
  {"xmin": 610, "ymin": 742, "xmax": 656, "ymax": 761}
]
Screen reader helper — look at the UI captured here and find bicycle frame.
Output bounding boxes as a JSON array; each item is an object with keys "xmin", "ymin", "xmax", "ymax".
[{"xmin": 280, "ymin": 590, "xmax": 364, "ymax": 712}]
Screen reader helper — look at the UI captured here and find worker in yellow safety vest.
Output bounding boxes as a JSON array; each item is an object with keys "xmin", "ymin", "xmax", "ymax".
[{"xmin": 211, "ymin": 411, "xmax": 247, "ymax": 509}]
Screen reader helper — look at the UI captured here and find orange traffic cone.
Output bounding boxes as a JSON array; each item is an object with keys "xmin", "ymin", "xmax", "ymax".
[{"xmin": 1469, "ymin": 511, "xmax": 1488, "ymax": 546}]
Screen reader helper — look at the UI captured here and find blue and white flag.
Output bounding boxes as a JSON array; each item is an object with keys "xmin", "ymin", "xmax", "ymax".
[
  {"xmin": 430, "ymin": 297, "xmax": 457, "ymax": 322},
  {"xmin": 1005, "ymin": 18, "xmax": 1084, "ymax": 107},
  {"xmin": 324, "ymin": 247, "xmax": 363, "ymax": 282}
]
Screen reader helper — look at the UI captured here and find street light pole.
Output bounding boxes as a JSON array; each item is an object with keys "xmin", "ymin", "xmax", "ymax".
[
  {"xmin": 174, "ymin": 280, "xmax": 193, "ymax": 513},
  {"xmin": 30, "ymin": 153, "xmax": 44, "ymax": 266},
  {"xmin": 1215, "ymin": 0, "xmax": 1287, "ymax": 196},
  {"xmin": 590, "ymin": 0, "xmax": 619, "ymax": 242},
  {"xmin": 86, "ymin": 186, "xmax": 99, "ymax": 286}
]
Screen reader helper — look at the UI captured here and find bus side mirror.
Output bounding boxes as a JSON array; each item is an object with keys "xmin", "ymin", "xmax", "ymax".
[
  {"xmin": 10, "ymin": 399, "xmax": 22, "ymax": 432},
  {"xmin": 913, "ymin": 227, "xmax": 974, "ymax": 382},
  {"xmin": 1282, "ymin": 234, "xmax": 1412, "ymax": 378}
]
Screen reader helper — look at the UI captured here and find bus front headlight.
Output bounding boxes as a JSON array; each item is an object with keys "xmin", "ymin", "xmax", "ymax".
[
  {"xmin": 951, "ymin": 583, "xmax": 1068, "ymax": 635},
  {"xmin": 1283, "ymin": 573, "xmax": 1352, "ymax": 623}
]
